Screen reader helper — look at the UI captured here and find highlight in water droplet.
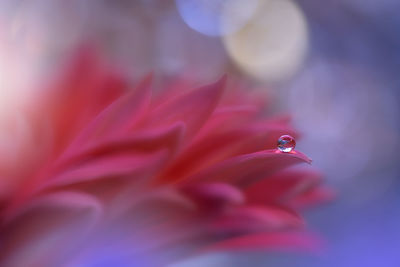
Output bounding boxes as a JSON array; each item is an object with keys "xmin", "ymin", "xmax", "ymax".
[{"xmin": 277, "ymin": 135, "xmax": 296, "ymax": 152}]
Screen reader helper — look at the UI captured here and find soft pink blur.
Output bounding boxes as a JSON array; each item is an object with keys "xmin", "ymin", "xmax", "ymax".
[{"xmin": 0, "ymin": 48, "xmax": 330, "ymax": 266}]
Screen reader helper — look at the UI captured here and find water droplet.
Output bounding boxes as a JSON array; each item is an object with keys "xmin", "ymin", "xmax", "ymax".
[{"xmin": 277, "ymin": 135, "xmax": 296, "ymax": 152}]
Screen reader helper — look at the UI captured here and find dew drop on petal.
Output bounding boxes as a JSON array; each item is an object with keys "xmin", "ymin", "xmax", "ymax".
[{"xmin": 277, "ymin": 135, "xmax": 296, "ymax": 152}]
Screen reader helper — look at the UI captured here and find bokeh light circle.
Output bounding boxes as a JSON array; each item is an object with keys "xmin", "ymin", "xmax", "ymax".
[
  {"xmin": 224, "ymin": 0, "xmax": 309, "ymax": 82},
  {"xmin": 175, "ymin": 0, "xmax": 258, "ymax": 36}
]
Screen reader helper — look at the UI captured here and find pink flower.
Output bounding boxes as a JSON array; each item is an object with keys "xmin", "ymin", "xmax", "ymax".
[{"xmin": 0, "ymin": 48, "xmax": 332, "ymax": 266}]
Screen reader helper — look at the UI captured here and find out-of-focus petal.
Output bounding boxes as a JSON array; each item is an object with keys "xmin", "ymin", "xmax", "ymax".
[
  {"xmin": 0, "ymin": 45, "xmax": 330, "ymax": 266},
  {"xmin": 40, "ymin": 47, "xmax": 119, "ymax": 154},
  {"xmin": 209, "ymin": 205, "xmax": 304, "ymax": 234},
  {"xmin": 289, "ymin": 186, "xmax": 335, "ymax": 209},
  {"xmin": 194, "ymin": 105, "xmax": 260, "ymax": 139},
  {"xmin": 66, "ymin": 73, "xmax": 152, "ymax": 150},
  {"xmin": 58, "ymin": 121, "xmax": 184, "ymax": 169},
  {"xmin": 145, "ymin": 75, "xmax": 226, "ymax": 139},
  {"xmin": 0, "ymin": 191, "xmax": 102, "ymax": 266},
  {"xmin": 43, "ymin": 150, "xmax": 168, "ymax": 189},
  {"xmin": 246, "ymin": 169, "xmax": 323, "ymax": 206},
  {"xmin": 202, "ymin": 232, "xmax": 322, "ymax": 253},
  {"xmin": 180, "ymin": 182, "xmax": 244, "ymax": 211}
]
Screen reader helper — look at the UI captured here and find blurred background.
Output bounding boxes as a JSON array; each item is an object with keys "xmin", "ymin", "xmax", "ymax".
[{"xmin": 0, "ymin": 0, "xmax": 399, "ymax": 266}]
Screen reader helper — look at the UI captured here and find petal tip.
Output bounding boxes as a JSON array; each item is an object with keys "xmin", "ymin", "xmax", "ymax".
[{"xmin": 273, "ymin": 149, "xmax": 312, "ymax": 164}]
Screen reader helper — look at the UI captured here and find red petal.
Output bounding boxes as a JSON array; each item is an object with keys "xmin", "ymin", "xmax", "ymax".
[
  {"xmin": 145, "ymin": 76, "xmax": 226, "ymax": 139},
  {"xmin": 41, "ymin": 47, "xmax": 115, "ymax": 152},
  {"xmin": 57, "ymin": 122, "xmax": 184, "ymax": 171},
  {"xmin": 185, "ymin": 150, "xmax": 312, "ymax": 187},
  {"xmin": 163, "ymin": 120, "xmax": 297, "ymax": 181},
  {"xmin": 246, "ymin": 169, "xmax": 323, "ymax": 206},
  {"xmin": 180, "ymin": 182, "xmax": 244, "ymax": 210},
  {"xmin": 194, "ymin": 105, "xmax": 260, "ymax": 139},
  {"xmin": 220, "ymin": 80, "xmax": 268, "ymax": 110},
  {"xmin": 40, "ymin": 150, "xmax": 168, "ymax": 190},
  {"xmin": 6, "ymin": 122, "xmax": 183, "ymax": 215},
  {"xmin": 67, "ymin": 73, "xmax": 152, "ymax": 149}
]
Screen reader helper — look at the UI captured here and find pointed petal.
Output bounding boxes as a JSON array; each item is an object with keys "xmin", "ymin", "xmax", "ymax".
[
  {"xmin": 194, "ymin": 105, "xmax": 260, "ymax": 139},
  {"xmin": 185, "ymin": 150, "xmax": 311, "ymax": 187},
  {"xmin": 41, "ymin": 150, "xmax": 168, "ymax": 190},
  {"xmin": 163, "ymin": 121, "xmax": 297, "ymax": 181},
  {"xmin": 57, "ymin": 122, "xmax": 184, "ymax": 170},
  {"xmin": 145, "ymin": 76, "xmax": 226, "ymax": 139},
  {"xmin": 41, "ymin": 47, "xmax": 106, "ymax": 153},
  {"xmin": 68, "ymin": 73, "xmax": 152, "ymax": 147}
]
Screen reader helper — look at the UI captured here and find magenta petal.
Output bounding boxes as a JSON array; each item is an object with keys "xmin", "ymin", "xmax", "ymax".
[
  {"xmin": 67, "ymin": 73, "xmax": 152, "ymax": 149},
  {"xmin": 86, "ymin": 123, "xmax": 183, "ymax": 156},
  {"xmin": 164, "ymin": 120, "xmax": 297, "ymax": 181},
  {"xmin": 186, "ymin": 149, "xmax": 312, "ymax": 186},
  {"xmin": 246, "ymin": 169, "xmax": 323, "ymax": 206},
  {"xmin": 41, "ymin": 48, "xmax": 106, "ymax": 153},
  {"xmin": 180, "ymin": 182, "xmax": 244, "ymax": 210},
  {"xmin": 57, "ymin": 122, "xmax": 185, "ymax": 170},
  {"xmin": 195, "ymin": 105, "xmax": 260, "ymax": 139},
  {"xmin": 146, "ymin": 76, "xmax": 226, "ymax": 139},
  {"xmin": 41, "ymin": 150, "xmax": 168, "ymax": 190}
]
